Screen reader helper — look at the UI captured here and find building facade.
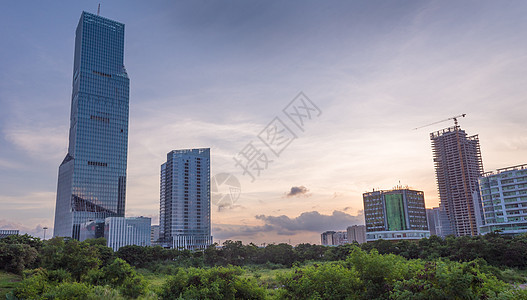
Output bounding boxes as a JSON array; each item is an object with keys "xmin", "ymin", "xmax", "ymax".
[
  {"xmin": 105, "ymin": 217, "xmax": 151, "ymax": 251},
  {"xmin": 0, "ymin": 230, "xmax": 19, "ymax": 239},
  {"xmin": 431, "ymin": 126, "xmax": 484, "ymax": 236},
  {"xmin": 479, "ymin": 164, "xmax": 527, "ymax": 235},
  {"xmin": 426, "ymin": 206, "xmax": 454, "ymax": 237},
  {"xmin": 53, "ymin": 12, "xmax": 130, "ymax": 240},
  {"xmin": 321, "ymin": 231, "xmax": 348, "ymax": 246},
  {"xmin": 363, "ymin": 187, "xmax": 430, "ymax": 242},
  {"xmin": 160, "ymin": 148, "xmax": 212, "ymax": 249},
  {"xmin": 347, "ymin": 225, "xmax": 366, "ymax": 244},
  {"xmin": 150, "ymin": 225, "xmax": 160, "ymax": 245}
]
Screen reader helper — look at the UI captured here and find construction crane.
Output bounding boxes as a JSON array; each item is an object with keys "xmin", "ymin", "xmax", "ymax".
[{"xmin": 413, "ymin": 114, "xmax": 466, "ymax": 130}]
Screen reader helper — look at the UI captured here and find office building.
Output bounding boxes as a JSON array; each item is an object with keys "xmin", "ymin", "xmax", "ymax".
[
  {"xmin": 363, "ymin": 187, "xmax": 430, "ymax": 242},
  {"xmin": 53, "ymin": 12, "xmax": 130, "ymax": 240},
  {"xmin": 105, "ymin": 217, "xmax": 151, "ymax": 251},
  {"xmin": 479, "ymin": 164, "xmax": 527, "ymax": 235},
  {"xmin": 347, "ymin": 225, "xmax": 366, "ymax": 244},
  {"xmin": 0, "ymin": 230, "xmax": 19, "ymax": 239},
  {"xmin": 160, "ymin": 148, "xmax": 212, "ymax": 249}
]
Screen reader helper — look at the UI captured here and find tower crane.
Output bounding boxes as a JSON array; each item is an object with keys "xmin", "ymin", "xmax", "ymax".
[{"xmin": 413, "ymin": 114, "xmax": 466, "ymax": 130}]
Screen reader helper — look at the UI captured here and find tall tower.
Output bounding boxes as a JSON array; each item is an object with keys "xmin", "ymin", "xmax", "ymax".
[
  {"xmin": 431, "ymin": 126, "xmax": 483, "ymax": 236},
  {"xmin": 160, "ymin": 148, "xmax": 212, "ymax": 250},
  {"xmin": 54, "ymin": 12, "xmax": 130, "ymax": 239}
]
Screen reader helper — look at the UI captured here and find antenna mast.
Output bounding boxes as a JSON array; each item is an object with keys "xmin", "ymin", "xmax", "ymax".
[{"xmin": 97, "ymin": 4, "xmax": 101, "ymax": 16}]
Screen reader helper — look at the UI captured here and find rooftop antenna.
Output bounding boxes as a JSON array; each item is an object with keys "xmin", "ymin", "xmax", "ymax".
[{"xmin": 97, "ymin": 3, "xmax": 100, "ymax": 16}]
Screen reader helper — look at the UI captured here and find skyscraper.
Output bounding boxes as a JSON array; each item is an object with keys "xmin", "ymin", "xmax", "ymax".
[
  {"xmin": 160, "ymin": 148, "xmax": 212, "ymax": 249},
  {"xmin": 54, "ymin": 12, "xmax": 129, "ymax": 239},
  {"xmin": 431, "ymin": 126, "xmax": 483, "ymax": 236},
  {"xmin": 363, "ymin": 187, "xmax": 430, "ymax": 242}
]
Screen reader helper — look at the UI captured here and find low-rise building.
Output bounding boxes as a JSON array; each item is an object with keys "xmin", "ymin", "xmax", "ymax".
[{"xmin": 105, "ymin": 217, "xmax": 151, "ymax": 251}]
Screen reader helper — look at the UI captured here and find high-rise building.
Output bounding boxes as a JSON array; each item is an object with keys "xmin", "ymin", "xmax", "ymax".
[
  {"xmin": 346, "ymin": 225, "xmax": 366, "ymax": 244},
  {"xmin": 321, "ymin": 231, "xmax": 348, "ymax": 246},
  {"xmin": 53, "ymin": 12, "xmax": 130, "ymax": 240},
  {"xmin": 160, "ymin": 148, "xmax": 212, "ymax": 249},
  {"xmin": 363, "ymin": 187, "xmax": 430, "ymax": 242},
  {"xmin": 431, "ymin": 126, "xmax": 483, "ymax": 236},
  {"xmin": 479, "ymin": 164, "xmax": 527, "ymax": 235},
  {"xmin": 105, "ymin": 217, "xmax": 151, "ymax": 251}
]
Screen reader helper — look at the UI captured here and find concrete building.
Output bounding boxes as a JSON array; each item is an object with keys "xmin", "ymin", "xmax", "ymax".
[
  {"xmin": 479, "ymin": 164, "xmax": 527, "ymax": 235},
  {"xmin": 105, "ymin": 217, "xmax": 151, "ymax": 251},
  {"xmin": 54, "ymin": 12, "xmax": 130, "ymax": 240},
  {"xmin": 321, "ymin": 231, "xmax": 347, "ymax": 246},
  {"xmin": 160, "ymin": 148, "xmax": 212, "ymax": 250},
  {"xmin": 431, "ymin": 125, "xmax": 484, "ymax": 236},
  {"xmin": 426, "ymin": 206, "xmax": 454, "ymax": 237},
  {"xmin": 363, "ymin": 187, "xmax": 430, "ymax": 242},
  {"xmin": 0, "ymin": 230, "xmax": 19, "ymax": 239},
  {"xmin": 347, "ymin": 225, "xmax": 366, "ymax": 244}
]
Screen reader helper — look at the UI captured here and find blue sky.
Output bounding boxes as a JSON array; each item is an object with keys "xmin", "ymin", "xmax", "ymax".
[{"xmin": 1, "ymin": 1, "xmax": 526, "ymax": 244}]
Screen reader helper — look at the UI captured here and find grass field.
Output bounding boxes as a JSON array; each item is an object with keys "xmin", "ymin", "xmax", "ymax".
[{"xmin": 0, "ymin": 271, "xmax": 21, "ymax": 298}]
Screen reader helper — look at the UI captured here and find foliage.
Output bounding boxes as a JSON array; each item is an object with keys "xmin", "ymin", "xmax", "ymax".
[
  {"xmin": 277, "ymin": 262, "xmax": 361, "ymax": 299},
  {"xmin": 158, "ymin": 266, "xmax": 267, "ymax": 300}
]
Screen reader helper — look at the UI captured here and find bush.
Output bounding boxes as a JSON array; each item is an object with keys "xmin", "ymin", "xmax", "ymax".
[{"xmin": 159, "ymin": 266, "xmax": 267, "ymax": 300}]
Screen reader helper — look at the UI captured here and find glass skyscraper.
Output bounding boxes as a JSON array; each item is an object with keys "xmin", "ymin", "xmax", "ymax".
[
  {"xmin": 160, "ymin": 148, "xmax": 212, "ymax": 250},
  {"xmin": 53, "ymin": 12, "xmax": 129, "ymax": 239}
]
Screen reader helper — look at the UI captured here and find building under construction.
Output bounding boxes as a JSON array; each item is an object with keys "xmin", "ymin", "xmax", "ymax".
[{"xmin": 431, "ymin": 126, "xmax": 484, "ymax": 236}]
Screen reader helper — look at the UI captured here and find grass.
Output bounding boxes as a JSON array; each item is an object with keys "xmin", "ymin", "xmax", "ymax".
[{"xmin": 0, "ymin": 271, "xmax": 21, "ymax": 298}]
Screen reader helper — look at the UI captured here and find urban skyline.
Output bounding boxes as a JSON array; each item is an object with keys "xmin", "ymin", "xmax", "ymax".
[{"xmin": 1, "ymin": 2, "xmax": 527, "ymax": 245}]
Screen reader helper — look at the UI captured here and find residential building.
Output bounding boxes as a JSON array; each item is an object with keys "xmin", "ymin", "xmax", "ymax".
[
  {"xmin": 105, "ymin": 217, "xmax": 151, "ymax": 251},
  {"xmin": 479, "ymin": 164, "xmax": 527, "ymax": 235},
  {"xmin": 160, "ymin": 148, "xmax": 212, "ymax": 250},
  {"xmin": 426, "ymin": 206, "xmax": 454, "ymax": 237},
  {"xmin": 53, "ymin": 12, "xmax": 130, "ymax": 240},
  {"xmin": 0, "ymin": 230, "xmax": 19, "ymax": 239},
  {"xmin": 431, "ymin": 126, "xmax": 484, "ymax": 236},
  {"xmin": 321, "ymin": 231, "xmax": 347, "ymax": 246},
  {"xmin": 347, "ymin": 225, "xmax": 366, "ymax": 244},
  {"xmin": 363, "ymin": 187, "xmax": 430, "ymax": 242}
]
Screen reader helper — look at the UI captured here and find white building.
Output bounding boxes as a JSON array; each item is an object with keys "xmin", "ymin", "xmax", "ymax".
[
  {"xmin": 105, "ymin": 217, "xmax": 151, "ymax": 251},
  {"xmin": 160, "ymin": 148, "xmax": 212, "ymax": 250},
  {"xmin": 347, "ymin": 225, "xmax": 366, "ymax": 244},
  {"xmin": 479, "ymin": 164, "xmax": 527, "ymax": 235}
]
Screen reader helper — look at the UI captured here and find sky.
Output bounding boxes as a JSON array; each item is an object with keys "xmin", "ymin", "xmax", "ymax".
[{"xmin": 1, "ymin": 1, "xmax": 526, "ymax": 245}]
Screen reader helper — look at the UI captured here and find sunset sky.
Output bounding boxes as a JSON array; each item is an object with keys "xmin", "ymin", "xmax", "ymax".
[{"xmin": 1, "ymin": 1, "xmax": 526, "ymax": 244}]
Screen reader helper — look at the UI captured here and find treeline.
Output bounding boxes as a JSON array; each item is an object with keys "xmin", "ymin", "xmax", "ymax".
[
  {"xmin": 1, "ymin": 233, "xmax": 527, "ymax": 299},
  {"xmin": 114, "ymin": 233, "xmax": 527, "ymax": 270}
]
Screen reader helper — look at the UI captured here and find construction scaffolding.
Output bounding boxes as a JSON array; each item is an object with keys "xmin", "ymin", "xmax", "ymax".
[{"xmin": 431, "ymin": 125, "xmax": 484, "ymax": 236}]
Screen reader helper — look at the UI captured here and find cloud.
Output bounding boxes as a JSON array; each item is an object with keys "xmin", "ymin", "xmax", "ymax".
[
  {"xmin": 3, "ymin": 126, "xmax": 67, "ymax": 162},
  {"xmin": 286, "ymin": 186, "xmax": 310, "ymax": 197},
  {"xmin": 256, "ymin": 210, "xmax": 364, "ymax": 235},
  {"xmin": 0, "ymin": 219, "xmax": 51, "ymax": 239},
  {"xmin": 212, "ymin": 223, "xmax": 274, "ymax": 240}
]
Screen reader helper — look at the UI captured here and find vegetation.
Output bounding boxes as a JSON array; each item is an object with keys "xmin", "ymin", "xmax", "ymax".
[{"xmin": 1, "ymin": 233, "xmax": 527, "ymax": 299}]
